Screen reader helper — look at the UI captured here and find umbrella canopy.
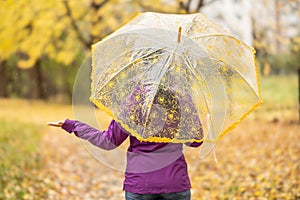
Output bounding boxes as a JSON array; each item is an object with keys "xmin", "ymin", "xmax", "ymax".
[{"xmin": 90, "ymin": 12, "xmax": 262, "ymax": 143}]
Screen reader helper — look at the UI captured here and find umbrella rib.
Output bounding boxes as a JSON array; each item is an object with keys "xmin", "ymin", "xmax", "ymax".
[
  {"xmin": 181, "ymin": 53, "xmax": 216, "ymax": 139},
  {"xmin": 190, "ymin": 33, "xmax": 257, "ymax": 84},
  {"xmin": 189, "ymin": 47, "xmax": 259, "ymax": 101},
  {"xmin": 141, "ymin": 52, "xmax": 175, "ymax": 136},
  {"xmin": 96, "ymin": 48, "xmax": 166, "ymax": 93},
  {"xmin": 184, "ymin": 14, "xmax": 199, "ymax": 38},
  {"xmin": 187, "ymin": 44, "xmax": 258, "ymax": 96},
  {"xmin": 184, "ymin": 51, "xmax": 260, "ymax": 142},
  {"xmin": 218, "ymin": 60, "xmax": 259, "ymax": 97},
  {"xmin": 96, "ymin": 57, "xmax": 161, "ymax": 97},
  {"xmin": 182, "ymin": 53, "xmax": 211, "ymax": 115}
]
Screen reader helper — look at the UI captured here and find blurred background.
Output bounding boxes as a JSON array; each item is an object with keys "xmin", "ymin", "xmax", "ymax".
[
  {"xmin": 0, "ymin": 0, "xmax": 299, "ymax": 199},
  {"xmin": 0, "ymin": 0, "xmax": 299, "ymax": 101}
]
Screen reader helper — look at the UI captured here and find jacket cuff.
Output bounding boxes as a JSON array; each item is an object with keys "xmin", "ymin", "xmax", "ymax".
[{"xmin": 61, "ymin": 119, "xmax": 75, "ymax": 133}]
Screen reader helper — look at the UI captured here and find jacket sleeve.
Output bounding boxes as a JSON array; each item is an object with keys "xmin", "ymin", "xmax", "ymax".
[
  {"xmin": 185, "ymin": 141, "xmax": 203, "ymax": 148},
  {"xmin": 62, "ymin": 119, "xmax": 128, "ymax": 150}
]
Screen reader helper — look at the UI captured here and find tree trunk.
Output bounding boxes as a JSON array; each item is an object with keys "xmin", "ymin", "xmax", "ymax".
[
  {"xmin": 63, "ymin": 0, "xmax": 109, "ymax": 49},
  {"xmin": 298, "ymin": 68, "xmax": 300, "ymax": 124},
  {"xmin": 0, "ymin": 61, "xmax": 8, "ymax": 97},
  {"xmin": 29, "ymin": 60, "xmax": 46, "ymax": 99},
  {"xmin": 275, "ymin": 0, "xmax": 282, "ymax": 53}
]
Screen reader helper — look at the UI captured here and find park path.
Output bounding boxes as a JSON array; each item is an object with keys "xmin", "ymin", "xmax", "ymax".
[{"xmin": 40, "ymin": 128, "xmax": 125, "ymax": 200}]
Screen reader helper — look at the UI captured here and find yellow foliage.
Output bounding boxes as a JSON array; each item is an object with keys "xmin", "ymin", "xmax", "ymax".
[
  {"xmin": 0, "ymin": 0, "xmax": 83, "ymax": 67},
  {"xmin": 0, "ymin": 0, "xmax": 179, "ymax": 67}
]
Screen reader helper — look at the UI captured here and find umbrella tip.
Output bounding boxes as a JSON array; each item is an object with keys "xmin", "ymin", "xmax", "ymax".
[{"xmin": 177, "ymin": 26, "xmax": 182, "ymax": 43}]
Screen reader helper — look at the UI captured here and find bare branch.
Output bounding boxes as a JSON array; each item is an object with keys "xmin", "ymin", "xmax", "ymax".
[
  {"xmin": 90, "ymin": 0, "xmax": 110, "ymax": 44},
  {"xmin": 186, "ymin": 0, "xmax": 193, "ymax": 12},
  {"xmin": 197, "ymin": 0, "xmax": 218, "ymax": 11},
  {"xmin": 91, "ymin": 0, "xmax": 110, "ymax": 10},
  {"xmin": 179, "ymin": 0, "xmax": 219, "ymax": 13},
  {"xmin": 195, "ymin": 0, "xmax": 204, "ymax": 11},
  {"xmin": 179, "ymin": 0, "xmax": 193, "ymax": 13},
  {"xmin": 63, "ymin": 0, "xmax": 90, "ymax": 48}
]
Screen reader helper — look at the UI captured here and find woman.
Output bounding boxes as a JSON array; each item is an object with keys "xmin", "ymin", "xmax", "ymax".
[{"xmin": 48, "ymin": 86, "xmax": 203, "ymax": 200}]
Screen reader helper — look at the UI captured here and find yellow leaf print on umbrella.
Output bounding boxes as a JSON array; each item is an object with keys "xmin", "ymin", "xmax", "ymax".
[{"xmin": 90, "ymin": 12, "xmax": 263, "ymax": 144}]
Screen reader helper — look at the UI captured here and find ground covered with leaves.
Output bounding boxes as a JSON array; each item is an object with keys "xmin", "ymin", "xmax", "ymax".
[
  {"xmin": 0, "ymin": 93, "xmax": 299, "ymax": 199},
  {"xmin": 38, "ymin": 116, "xmax": 299, "ymax": 200},
  {"xmin": 188, "ymin": 118, "xmax": 300, "ymax": 199}
]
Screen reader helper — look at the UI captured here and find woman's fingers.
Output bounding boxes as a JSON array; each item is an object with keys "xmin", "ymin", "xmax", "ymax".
[{"xmin": 47, "ymin": 121, "xmax": 64, "ymax": 127}]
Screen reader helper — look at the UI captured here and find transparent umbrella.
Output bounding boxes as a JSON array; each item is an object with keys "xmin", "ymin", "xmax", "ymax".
[{"xmin": 90, "ymin": 12, "xmax": 262, "ymax": 147}]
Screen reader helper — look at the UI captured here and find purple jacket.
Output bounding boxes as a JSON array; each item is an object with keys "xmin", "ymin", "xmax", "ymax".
[{"xmin": 62, "ymin": 119, "xmax": 202, "ymax": 194}]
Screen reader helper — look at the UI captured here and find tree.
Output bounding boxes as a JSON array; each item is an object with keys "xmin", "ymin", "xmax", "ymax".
[
  {"xmin": 251, "ymin": 0, "xmax": 300, "ymax": 74},
  {"xmin": 0, "ymin": 0, "xmax": 216, "ymax": 99},
  {"xmin": 0, "ymin": 0, "xmax": 86, "ymax": 98}
]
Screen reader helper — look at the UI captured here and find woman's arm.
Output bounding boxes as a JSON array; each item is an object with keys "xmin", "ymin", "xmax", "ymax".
[{"xmin": 50, "ymin": 119, "xmax": 128, "ymax": 150}]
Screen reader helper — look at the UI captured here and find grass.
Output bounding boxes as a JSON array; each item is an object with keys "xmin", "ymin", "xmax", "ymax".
[
  {"xmin": 259, "ymin": 75, "xmax": 298, "ymax": 110},
  {"xmin": 0, "ymin": 118, "xmax": 47, "ymax": 199},
  {"xmin": 253, "ymin": 74, "xmax": 299, "ymax": 121},
  {"xmin": 0, "ymin": 99, "xmax": 73, "ymax": 199}
]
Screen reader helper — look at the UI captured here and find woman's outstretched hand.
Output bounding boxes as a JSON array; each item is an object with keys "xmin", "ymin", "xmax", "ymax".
[{"xmin": 47, "ymin": 121, "xmax": 64, "ymax": 127}]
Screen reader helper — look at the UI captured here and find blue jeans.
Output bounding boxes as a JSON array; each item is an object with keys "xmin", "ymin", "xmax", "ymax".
[{"xmin": 125, "ymin": 190, "xmax": 191, "ymax": 200}]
